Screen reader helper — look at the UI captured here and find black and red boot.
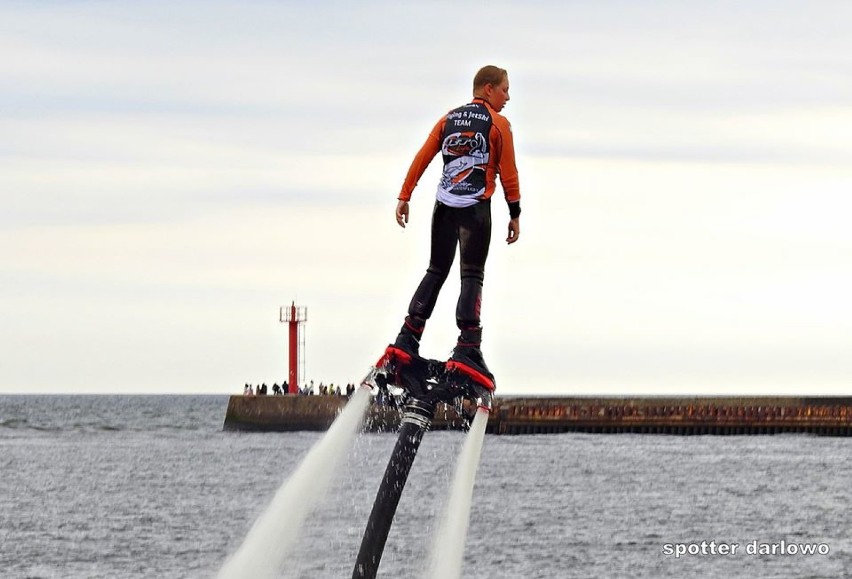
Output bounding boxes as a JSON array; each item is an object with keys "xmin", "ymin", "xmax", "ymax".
[
  {"xmin": 375, "ymin": 316, "xmax": 437, "ymax": 398},
  {"xmin": 447, "ymin": 326, "xmax": 495, "ymax": 391},
  {"xmin": 377, "ymin": 316, "xmax": 425, "ymax": 369}
]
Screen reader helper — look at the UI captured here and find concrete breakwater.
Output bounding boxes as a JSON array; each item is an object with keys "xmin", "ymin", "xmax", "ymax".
[{"xmin": 223, "ymin": 395, "xmax": 852, "ymax": 435}]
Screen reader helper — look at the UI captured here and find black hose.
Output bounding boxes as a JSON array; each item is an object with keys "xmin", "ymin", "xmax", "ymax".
[{"xmin": 352, "ymin": 398, "xmax": 436, "ymax": 579}]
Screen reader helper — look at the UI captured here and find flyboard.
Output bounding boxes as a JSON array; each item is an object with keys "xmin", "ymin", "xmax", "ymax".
[{"xmin": 352, "ymin": 346, "xmax": 494, "ymax": 579}]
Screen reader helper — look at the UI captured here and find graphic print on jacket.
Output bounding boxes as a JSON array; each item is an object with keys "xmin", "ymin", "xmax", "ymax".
[{"xmin": 436, "ymin": 102, "xmax": 493, "ymax": 207}]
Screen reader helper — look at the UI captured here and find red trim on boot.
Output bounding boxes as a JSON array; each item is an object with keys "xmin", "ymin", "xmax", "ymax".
[
  {"xmin": 403, "ymin": 320, "xmax": 424, "ymax": 336},
  {"xmin": 376, "ymin": 345, "xmax": 413, "ymax": 368},
  {"xmin": 446, "ymin": 360, "xmax": 495, "ymax": 391}
]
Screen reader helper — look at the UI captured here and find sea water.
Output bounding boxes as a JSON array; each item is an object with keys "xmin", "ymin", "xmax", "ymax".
[
  {"xmin": 1, "ymin": 395, "xmax": 851, "ymax": 578},
  {"xmin": 217, "ymin": 387, "xmax": 370, "ymax": 579}
]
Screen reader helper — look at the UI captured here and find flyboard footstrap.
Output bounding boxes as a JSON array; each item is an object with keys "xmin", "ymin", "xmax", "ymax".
[{"xmin": 352, "ymin": 398, "xmax": 436, "ymax": 579}]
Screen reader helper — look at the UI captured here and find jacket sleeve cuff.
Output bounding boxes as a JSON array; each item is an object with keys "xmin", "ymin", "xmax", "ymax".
[{"xmin": 508, "ymin": 200, "xmax": 521, "ymax": 219}]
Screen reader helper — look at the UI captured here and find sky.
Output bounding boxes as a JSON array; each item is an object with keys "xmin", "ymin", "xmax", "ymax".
[{"xmin": 1, "ymin": 0, "xmax": 851, "ymax": 395}]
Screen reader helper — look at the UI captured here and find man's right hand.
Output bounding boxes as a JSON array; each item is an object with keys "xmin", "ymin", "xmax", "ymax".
[{"xmin": 396, "ymin": 200, "xmax": 410, "ymax": 228}]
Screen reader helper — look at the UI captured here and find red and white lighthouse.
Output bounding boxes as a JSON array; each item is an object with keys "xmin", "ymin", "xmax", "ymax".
[{"xmin": 280, "ymin": 302, "xmax": 307, "ymax": 394}]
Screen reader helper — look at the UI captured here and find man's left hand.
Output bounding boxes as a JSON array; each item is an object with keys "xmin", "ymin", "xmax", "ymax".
[{"xmin": 507, "ymin": 218, "xmax": 520, "ymax": 244}]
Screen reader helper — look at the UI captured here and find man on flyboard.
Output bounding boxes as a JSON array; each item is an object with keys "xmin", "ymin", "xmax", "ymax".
[{"xmin": 382, "ymin": 65, "xmax": 522, "ymax": 392}]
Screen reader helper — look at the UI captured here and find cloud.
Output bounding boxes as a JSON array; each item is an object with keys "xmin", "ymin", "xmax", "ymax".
[{"xmin": 2, "ymin": 0, "xmax": 852, "ymax": 393}]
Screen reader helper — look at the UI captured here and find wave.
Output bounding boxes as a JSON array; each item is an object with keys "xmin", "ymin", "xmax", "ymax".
[
  {"xmin": 0, "ymin": 419, "xmax": 218, "ymax": 433},
  {"xmin": 0, "ymin": 395, "xmax": 229, "ymax": 433},
  {"xmin": 0, "ymin": 418, "xmax": 29, "ymax": 429}
]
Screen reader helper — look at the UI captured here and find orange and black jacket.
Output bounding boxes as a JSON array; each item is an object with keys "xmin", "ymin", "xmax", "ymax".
[{"xmin": 398, "ymin": 97, "xmax": 521, "ymax": 217}]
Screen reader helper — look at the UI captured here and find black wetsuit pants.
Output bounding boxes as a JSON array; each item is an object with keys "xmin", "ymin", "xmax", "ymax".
[{"xmin": 407, "ymin": 199, "xmax": 491, "ymax": 331}]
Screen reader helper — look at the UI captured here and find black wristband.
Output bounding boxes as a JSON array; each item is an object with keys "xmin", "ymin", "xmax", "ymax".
[{"xmin": 508, "ymin": 200, "xmax": 521, "ymax": 219}]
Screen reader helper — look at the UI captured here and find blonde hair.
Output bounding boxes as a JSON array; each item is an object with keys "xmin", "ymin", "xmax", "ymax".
[{"xmin": 473, "ymin": 65, "xmax": 507, "ymax": 91}]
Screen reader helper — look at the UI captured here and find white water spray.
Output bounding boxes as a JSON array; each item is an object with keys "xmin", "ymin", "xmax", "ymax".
[
  {"xmin": 217, "ymin": 386, "xmax": 372, "ymax": 579},
  {"xmin": 424, "ymin": 407, "xmax": 490, "ymax": 579}
]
